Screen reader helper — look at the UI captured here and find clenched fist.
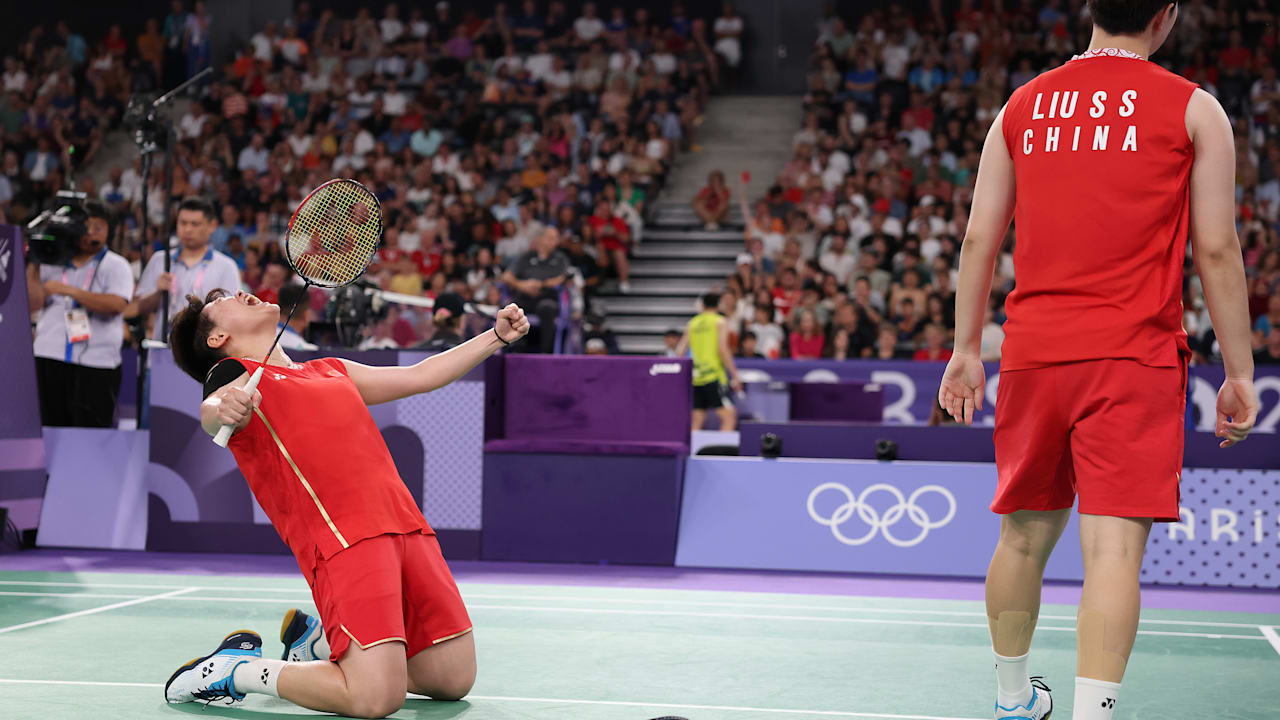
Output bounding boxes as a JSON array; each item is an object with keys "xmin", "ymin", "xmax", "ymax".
[
  {"xmin": 494, "ymin": 303, "xmax": 530, "ymax": 344},
  {"xmin": 209, "ymin": 385, "xmax": 262, "ymax": 430}
]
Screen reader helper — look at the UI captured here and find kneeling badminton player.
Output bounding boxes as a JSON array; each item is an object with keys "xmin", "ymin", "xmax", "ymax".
[{"xmin": 161, "ymin": 179, "xmax": 530, "ymax": 717}]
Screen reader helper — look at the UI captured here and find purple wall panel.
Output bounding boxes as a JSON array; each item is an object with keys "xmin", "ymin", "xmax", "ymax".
[
  {"xmin": 482, "ymin": 452, "xmax": 684, "ymax": 565},
  {"xmin": 788, "ymin": 382, "xmax": 884, "ymax": 422},
  {"xmin": 737, "ymin": 422, "xmax": 1279, "ymax": 470},
  {"xmin": 502, "ymin": 356, "xmax": 691, "ymax": 448},
  {"xmin": 0, "ymin": 225, "xmax": 47, "ymax": 531},
  {"xmin": 676, "ymin": 457, "xmax": 1280, "ymax": 588}
]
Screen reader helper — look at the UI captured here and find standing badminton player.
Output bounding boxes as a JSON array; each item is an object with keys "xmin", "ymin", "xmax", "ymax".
[
  {"xmin": 162, "ymin": 288, "xmax": 528, "ymax": 718},
  {"xmin": 939, "ymin": 3, "xmax": 1258, "ymax": 719}
]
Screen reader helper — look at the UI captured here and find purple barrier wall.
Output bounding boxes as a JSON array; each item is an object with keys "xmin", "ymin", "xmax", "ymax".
[
  {"xmin": 675, "ymin": 457, "xmax": 1280, "ymax": 588},
  {"xmin": 734, "ymin": 359, "xmax": 1280, "ymax": 435},
  {"xmin": 502, "ymin": 355, "xmax": 692, "ymax": 448},
  {"xmin": 482, "ymin": 452, "xmax": 685, "ymax": 565},
  {"xmin": 0, "ymin": 225, "xmax": 48, "ymax": 534},
  {"xmin": 37, "ymin": 428, "xmax": 148, "ymax": 550},
  {"xmin": 788, "ymin": 382, "xmax": 883, "ymax": 422},
  {"xmin": 483, "ymin": 356, "xmax": 692, "ymax": 563},
  {"xmin": 144, "ymin": 349, "xmax": 488, "ymax": 558},
  {"xmin": 737, "ymin": 422, "xmax": 1280, "ymax": 470}
]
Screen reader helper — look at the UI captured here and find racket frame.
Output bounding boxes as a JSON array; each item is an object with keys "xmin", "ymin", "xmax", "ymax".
[{"xmin": 211, "ymin": 179, "xmax": 383, "ymax": 448}]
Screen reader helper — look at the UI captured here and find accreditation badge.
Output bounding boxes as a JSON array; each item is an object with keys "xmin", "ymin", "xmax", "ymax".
[{"xmin": 65, "ymin": 308, "xmax": 91, "ymax": 344}]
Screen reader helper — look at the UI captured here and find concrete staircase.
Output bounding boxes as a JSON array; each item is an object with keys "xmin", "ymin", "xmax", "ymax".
[
  {"xmin": 601, "ymin": 202, "xmax": 745, "ymax": 355},
  {"xmin": 599, "ymin": 95, "xmax": 801, "ymax": 355}
]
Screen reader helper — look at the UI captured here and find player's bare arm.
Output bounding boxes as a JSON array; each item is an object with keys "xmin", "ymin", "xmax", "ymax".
[
  {"xmin": 940, "ymin": 105, "xmax": 1016, "ymax": 426},
  {"xmin": 340, "ymin": 303, "xmax": 530, "ymax": 406},
  {"xmin": 1185, "ymin": 87, "xmax": 1259, "ymax": 447}
]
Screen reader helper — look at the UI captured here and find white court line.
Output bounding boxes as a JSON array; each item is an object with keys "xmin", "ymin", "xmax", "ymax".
[
  {"xmin": 0, "ymin": 587, "xmax": 197, "ymax": 635},
  {"xmin": 0, "ymin": 579, "xmax": 307, "ymax": 592},
  {"xmin": 0, "ymin": 589, "xmax": 1267, "ymax": 641},
  {"xmin": 459, "ymin": 592, "xmax": 1272, "ymax": 631},
  {"xmin": 0, "ymin": 678, "xmax": 986, "ymax": 720},
  {"xmin": 0, "ymin": 591, "xmax": 148, "ymax": 600},
  {"xmin": 0, "ymin": 580, "xmax": 1267, "ymax": 631},
  {"xmin": 461, "ymin": 604, "xmax": 1268, "ymax": 642},
  {"xmin": 467, "ymin": 693, "xmax": 985, "ymax": 719},
  {"xmin": 0, "ymin": 678, "xmax": 161, "ymax": 689},
  {"xmin": 1260, "ymin": 626, "xmax": 1280, "ymax": 657}
]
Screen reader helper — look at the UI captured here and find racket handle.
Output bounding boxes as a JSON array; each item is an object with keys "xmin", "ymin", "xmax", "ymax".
[{"xmin": 212, "ymin": 365, "xmax": 265, "ymax": 448}]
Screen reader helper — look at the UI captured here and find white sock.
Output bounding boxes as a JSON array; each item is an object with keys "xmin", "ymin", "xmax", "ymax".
[
  {"xmin": 312, "ymin": 630, "xmax": 331, "ymax": 661},
  {"xmin": 1073, "ymin": 677, "xmax": 1121, "ymax": 720},
  {"xmin": 231, "ymin": 658, "xmax": 286, "ymax": 698},
  {"xmin": 993, "ymin": 651, "xmax": 1033, "ymax": 709}
]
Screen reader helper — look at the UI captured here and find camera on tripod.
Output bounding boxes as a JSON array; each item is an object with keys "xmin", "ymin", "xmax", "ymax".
[{"xmin": 25, "ymin": 191, "xmax": 89, "ymax": 266}]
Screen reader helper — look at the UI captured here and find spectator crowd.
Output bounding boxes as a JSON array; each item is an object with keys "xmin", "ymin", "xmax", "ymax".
[
  {"xmin": 690, "ymin": 0, "xmax": 1280, "ymax": 367},
  {"xmin": 7, "ymin": 0, "xmax": 748, "ymax": 352}
]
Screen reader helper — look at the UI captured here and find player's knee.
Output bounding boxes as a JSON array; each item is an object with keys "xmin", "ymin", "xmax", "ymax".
[
  {"xmin": 425, "ymin": 664, "xmax": 476, "ymax": 701},
  {"xmin": 997, "ymin": 524, "xmax": 1043, "ymax": 559},
  {"xmin": 346, "ymin": 688, "xmax": 405, "ymax": 719},
  {"xmin": 432, "ymin": 674, "xmax": 475, "ymax": 701}
]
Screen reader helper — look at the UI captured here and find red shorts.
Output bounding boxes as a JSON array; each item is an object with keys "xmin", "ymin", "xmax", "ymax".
[
  {"xmin": 600, "ymin": 237, "xmax": 629, "ymax": 253},
  {"xmin": 311, "ymin": 531, "xmax": 472, "ymax": 662},
  {"xmin": 992, "ymin": 358, "xmax": 1186, "ymax": 521}
]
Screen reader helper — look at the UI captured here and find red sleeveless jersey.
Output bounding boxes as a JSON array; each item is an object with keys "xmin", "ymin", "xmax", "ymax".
[
  {"xmin": 999, "ymin": 48, "xmax": 1198, "ymax": 371},
  {"xmin": 225, "ymin": 357, "xmax": 430, "ymax": 579}
]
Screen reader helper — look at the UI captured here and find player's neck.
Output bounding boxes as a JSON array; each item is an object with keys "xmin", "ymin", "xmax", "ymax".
[
  {"xmin": 240, "ymin": 340, "xmax": 293, "ymax": 367},
  {"xmin": 1085, "ymin": 30, "xmax": 1152, "ymax": 59}
]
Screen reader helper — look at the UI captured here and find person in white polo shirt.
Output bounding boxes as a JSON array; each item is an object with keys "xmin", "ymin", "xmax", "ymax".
[
  {"xmin": 27, "ymin": 199, "xmax": 134, "ymax": 427},
  {"xmin": 134, "ymin": 197, "xmax": 242, "ymax": 340}
]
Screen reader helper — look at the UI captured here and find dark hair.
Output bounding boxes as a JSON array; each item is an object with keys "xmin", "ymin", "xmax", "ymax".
[
  {"xmin": 1086, "ymin": 0, "xmax": 1174, "ymax": 35},
  {"xmin": 665, "ymin": 329, "xmax": 681, "ymax": 338},
  {"xmin": 701, "ymin": 292, "xmax": 722, "ymax": 309},
  {"xmin": 177, "ymin": 196, "xmax": 217, "ymax": 221},
  {"xmin": 83, "ymin": 198, "xmax": 110, "ymax": 224},
  {"xmin": 742, "ymin": 330, "xmax": 757, "ymax": 342},
  {"xmin": 83, "ymin": 198, "xmax": 112, "ymax": 236},
  {"xmin": 169, "ymin": 290, "xmax": 228, "ymax": 383}
]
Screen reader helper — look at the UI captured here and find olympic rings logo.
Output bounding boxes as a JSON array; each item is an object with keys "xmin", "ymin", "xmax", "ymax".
[{"xmin": 806, "ymin": 482, "xmax": 957, "ymax": 548}]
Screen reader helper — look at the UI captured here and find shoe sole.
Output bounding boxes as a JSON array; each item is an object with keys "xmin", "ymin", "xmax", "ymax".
[
  {"xmin": 163, "ymin": 629, "xmax": 259, "ymax": 703},
  {"xmin": 280, "ymin": 609, "xmax": 311, "ymax": 661}
]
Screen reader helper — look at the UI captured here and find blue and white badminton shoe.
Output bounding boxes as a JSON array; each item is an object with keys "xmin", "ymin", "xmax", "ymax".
[
  {"xmin": 164, "ymin": 630, "xmax": 262, "ymax": 704},
  {"xmin": 280, "ymin": 608, "xmax": 327, "ymax": 662},
  {"xmin": 996, "ymin": 677, "xmax": 1053, "ymax": 720}
]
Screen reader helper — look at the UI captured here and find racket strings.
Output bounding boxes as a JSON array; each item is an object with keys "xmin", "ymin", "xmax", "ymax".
[{"xmin": 285, "ymin": 181, "xmax": 382, "ymax": 288}]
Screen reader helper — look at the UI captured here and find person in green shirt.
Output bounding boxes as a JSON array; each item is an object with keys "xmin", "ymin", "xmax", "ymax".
[{"xmin": 676, "ymin": 292, "xmax": 744, "ymax": 431}]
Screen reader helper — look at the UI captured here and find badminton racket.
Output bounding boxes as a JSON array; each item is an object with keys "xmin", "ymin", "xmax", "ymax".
[{"xmin": 213, "ymin": 179, "xmax": 383, "ymax": 447}]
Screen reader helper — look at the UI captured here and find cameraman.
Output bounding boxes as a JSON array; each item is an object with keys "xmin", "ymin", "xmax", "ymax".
[{"xmin": 27, "ymin": 200, "xmax": 134, "ymax": 427}]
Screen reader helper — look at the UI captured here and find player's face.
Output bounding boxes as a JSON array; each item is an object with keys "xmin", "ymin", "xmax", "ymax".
[{"xmin": 204, "ymin": 290, "xmax": 280, "ymax": 341}]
